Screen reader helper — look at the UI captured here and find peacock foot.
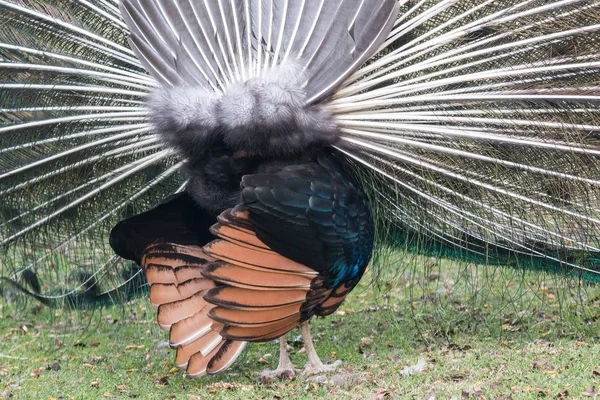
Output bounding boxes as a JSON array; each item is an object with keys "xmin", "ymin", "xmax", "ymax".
[
  {"xmin": 258, "ymin": 336, "xmax": 296, "ymax": 383},
  {"xmin": 300, "ymin": 359, "xmax": 342, "ymax": 377},
  {"xmin": 258, "ymin": 366, "xmax": 296, "ymax": 383}
]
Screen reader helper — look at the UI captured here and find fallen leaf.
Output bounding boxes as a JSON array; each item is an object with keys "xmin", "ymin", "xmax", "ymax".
[
  {"xmin": 371, "ymin": 388, "xmax": 392, "ymax": 399},
  {"xmin": 556, "ymin": 389, "xmax": 569, "ymax": 398},
  {"xmin": 400, "ymin": 359, "xmax": 427, "ymax": 376},
  {"xmin": 531, "ymin": 359, "xmax": 551, "ymax": 369},
  {"xmin": 501, "ymin": 324, "xmax": 520, "ymax": 332},
  {"xmin": 582, "ymin": 386, "xmax": 596, "ymax": 397},
  {"xmin": 91, "ymin": 380, "xmax": 100, "ymax": 388},
  {"xmin": 207, "ymin": 382, "xmax": 252, "ymax": 392},
  {"xmin": 450, "ymin": 374, "xmax": 466, "ymax": 382},
  {"xmin": 125, "ymin": 344, "xmax": 144, "ymax": 350}
]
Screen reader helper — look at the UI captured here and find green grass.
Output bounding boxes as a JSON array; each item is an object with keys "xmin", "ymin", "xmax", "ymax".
[{"xmin": 1, "ymin": 260, "xmax": 600, "ymax": 399}]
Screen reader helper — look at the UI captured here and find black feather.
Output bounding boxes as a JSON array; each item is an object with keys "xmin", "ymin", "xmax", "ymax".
[{"xmin": 110, "ymin": 192, "xmax": 215, "ymax": 264}]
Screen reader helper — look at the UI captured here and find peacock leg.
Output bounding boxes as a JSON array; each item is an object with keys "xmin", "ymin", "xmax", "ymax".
[
  {"xmin": 258, "ymin": 334, "xmax": 296, "ymax": 383},
  {"xmin": 300, "ymin": 321, "xmax": 342, "ymax": 376}
]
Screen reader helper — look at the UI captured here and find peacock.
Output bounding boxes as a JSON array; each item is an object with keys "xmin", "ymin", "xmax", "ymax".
[{"xmin": 1, "ymin": 0, "xmax": 599, "ymax": 379}]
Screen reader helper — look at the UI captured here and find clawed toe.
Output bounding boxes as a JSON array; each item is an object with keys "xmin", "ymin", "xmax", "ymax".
[
  {"xmin": 301, "ymin": 360, "xmax": 342, "ymax": 377},
  {"xmin": 259, "ymin": 367, "xmax": 296, "ymax": 383}
]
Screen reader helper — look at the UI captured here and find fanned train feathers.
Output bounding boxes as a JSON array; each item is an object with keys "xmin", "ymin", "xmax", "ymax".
[
  {"xmin": 1, "ymin": 0, "xmax": 600, "ymax": 377},
  {"xmin": 120, "ymin": 0, "xmax": 399, "ymax": 102}
]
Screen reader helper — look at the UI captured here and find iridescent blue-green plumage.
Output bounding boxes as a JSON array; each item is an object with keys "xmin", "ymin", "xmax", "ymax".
[{"xmin": 241, "ymin": 151, "xmax": 374, "ymax": 290}]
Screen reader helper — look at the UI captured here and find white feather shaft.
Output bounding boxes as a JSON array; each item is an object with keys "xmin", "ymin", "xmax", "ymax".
[
  {"xmin": 340, "ymin": 128, "xmax": 600, "ymax": 186},
  {"xmin": 0, "ymin": 128, "xmax": 154, "ymax": 181}
]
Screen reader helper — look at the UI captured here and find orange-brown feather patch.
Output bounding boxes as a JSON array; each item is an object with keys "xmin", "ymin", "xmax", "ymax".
[
  {"xmin": 149, "ymin": 278, "xmax": 214, "ymax": 307},
  {"xmin": 210, "ymin": 224, "xmax": 272, "ymax": 251},
  {"xmin": 202, "ymin": 262, "xmax": 313, "ymax": 290},
  {"xmin": 316, "ymin": 296, "xmax": 348, "ymax": 316},
  {"xmin": 227, "ymin": 206, "xmax": 251, "ymax": 224},
  {"xmin": 169, "ymin": 306, "xmax": 214, "ymax": 346},
  {"xmin": 175, "ymin": 330, "xmax": 223, "ymax": 368},
  {"xmin": 185, "ymin": 343, "xmax": 223, "ymax": 378},
  {"xmin": 205, "ymin": 287, "xmax": 308, "ymax": 310},
  {"xmin": 221, "ymin": 315, "xmax": 301, "ymax": 341},
  {"xmin": 216, "ymin": 209, "xmax": 253, "ymax": 233},
  {"xmin": 318, "ymin": 293, "xmax": 348, "ymax": 309},
  {"xmin": 216, "ymin": 312, "xmax": 300, "ymax": 329},
  {"xmin": 204, "ymin": 240, "xmax": 317, "ymax": 275},
  {"xmin": 208, "ymin": 302, "xmax": 302, "ymax": 326},
  {"xmin": 145, "ymin": 264, "xmax": 206, "ymax": 286},
  {"xmin": 250, "ymin": 322, "xmax": 302, "ymax": 342},
  {"xmin": 207, "ymin": 340, "xmax": 247, "ymax": 374},
  {"xmin": 157, "ymin": 292, "xmax": 209, "ymax": 329}
]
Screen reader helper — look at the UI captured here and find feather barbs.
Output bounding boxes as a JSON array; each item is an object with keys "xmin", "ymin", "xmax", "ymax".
[
  {"xmin": 147, "ymin": 61, "xmax": 339, "ymax": 158},
  {"xmin": 120, "ymin": 0, "xmax": 399, "ymax": 101},
  {"xmin": 140, "ymin": 241, "xmax": 247, "ymax": 377}
]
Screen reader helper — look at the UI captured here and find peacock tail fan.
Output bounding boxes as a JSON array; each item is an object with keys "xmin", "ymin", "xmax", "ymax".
[
  {"xmin": 0, "ymin": 0, "xmax": 599, "ymax": 334},
  {"xmin": 333, "ymin": 0, "xmax": 600, "ymax": 334},
  {"xmin": 0, "ymin": 0, "xmax": 183, "ymax": 310}
]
